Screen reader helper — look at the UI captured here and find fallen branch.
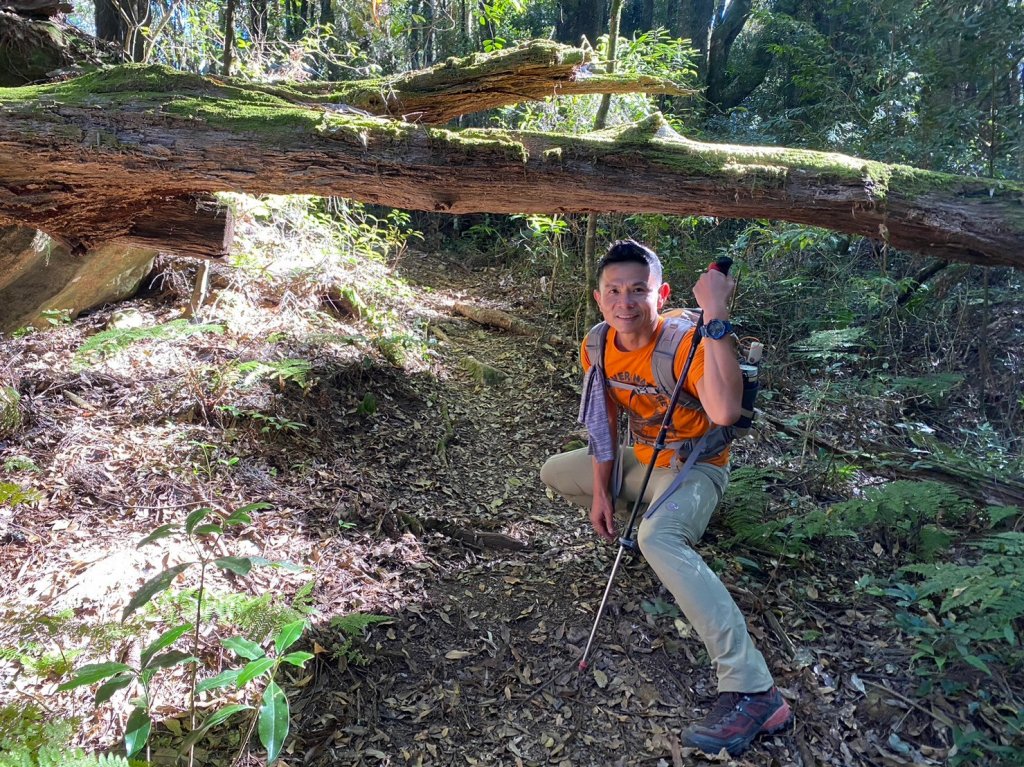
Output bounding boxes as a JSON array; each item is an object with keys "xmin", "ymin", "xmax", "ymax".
[
  {"xmin": 397, "ymin": 511, "xmax": 528, "ymax": 551},
  {"xmin": 763, "ymin": 413, "xmax": 1024, "ymax": 507},
  {"xmin": 454, "ymin": 302, "xmax": 567, "ymax": 347}
]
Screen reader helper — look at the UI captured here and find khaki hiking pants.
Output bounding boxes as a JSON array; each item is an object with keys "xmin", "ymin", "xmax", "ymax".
[{"xmin": 540, "ymin": 446, "xmax": 774, "ymax": 694}]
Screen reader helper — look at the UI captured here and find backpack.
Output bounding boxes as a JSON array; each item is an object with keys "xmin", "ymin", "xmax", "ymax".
[{"xmin": 583, "ymin": 309, "xmax": 762, "ymax": 454}]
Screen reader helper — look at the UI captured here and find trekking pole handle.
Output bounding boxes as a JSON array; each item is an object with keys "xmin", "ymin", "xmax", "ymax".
[{"xmin": 708, "ymin": 256, "xmax": 733, "ymax": 275}]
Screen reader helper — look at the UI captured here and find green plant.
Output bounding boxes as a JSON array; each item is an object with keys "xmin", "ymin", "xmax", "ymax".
[
  {"xmin": 0, "ymin": 704, "xmax": 135, "ymax": 767},
  {"xmin": 0, "ymin": 386, "xmax": 21, "ymax": 436},
  {"xmin": 853, "ymin": 524, "xmax": 1024, "ymax": 764},
  {"xmin": 55, "ymin": 502, "xmax": 315, "ymax": 761},
  {"xmin": 73, "ymin": 320, "xmax": 224, "ymax": 369},
  {"xmin": 229, "ymin": 359, "xmax": 314, "ymax": 391},
  {"xmin": 40, "ymin": 309, "xmax": 72, "ymax": 327},
  {"xmin": 187, "ymin": 440, "xmax": 240, "ymax": 480},
  {"xmin": 356, "ymin": 393, "xmax": 377, "ymax": 415},
  {"xmin": 3, "ymin": 456, "xmax": 40, "ymax": 473},
  {"xmin": 58, "ymin": 623, "xmax": 199, "ymax": 758},
  {"xmin": 329, "ymin": 612, "xmax": 392, "ymax": 666},
  {"xmin": 373, "ymin": 330, "xmax": 426, "ymax": 367},
  {"xmin": 790, "ymin": 327, "xmax": 871, "ymax": 366},
  {"xmin": 184, "ymin": 620, "xmax": 312, "ymax": 763},
  {"xmin": 717, "ymin": 467, "xmax": 811, "ymax": 557},
  {"xmin": 805, "ymin": 480, "xmax": 972, "ymax": 562},
  {"xmin": 0, "ymin": 482, "xmax": 42, "ymax": 508},
  {"xmin": 215, "ymin": 405, "xmax": 307, "ymax": 434},
  {"xmin": 899, "ymin": 531, "xmax": 1024, "ymax": 668}
]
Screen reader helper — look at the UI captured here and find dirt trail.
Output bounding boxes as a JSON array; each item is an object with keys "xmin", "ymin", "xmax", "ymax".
[{"xmin": 0, "ymin": 248, "xmax": 932, "ymax": 766}]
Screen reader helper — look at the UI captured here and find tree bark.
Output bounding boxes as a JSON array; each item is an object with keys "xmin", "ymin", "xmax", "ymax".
[
  {"xmin": 705, "ymin": 0, "xmax": 753, "ymax": 113},
  {"xmin": 555, "ymin": 0, "xmax": 604, "ymax": 46},
  {"xmin": 222, "ymin": 0, "xmax": 236, "ymax": 77},
  {"xmin": 1, "ymin": 52, "xmax": 1023, "ymax": 266},
  {"xmin": 274, "ymin": 40, "xmax": 687, "ymax": 124}
]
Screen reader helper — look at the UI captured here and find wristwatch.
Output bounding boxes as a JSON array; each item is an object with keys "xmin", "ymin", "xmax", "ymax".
[{"xmin": 701, "ymin": 318, "xmax": 733, "ymax": 340}]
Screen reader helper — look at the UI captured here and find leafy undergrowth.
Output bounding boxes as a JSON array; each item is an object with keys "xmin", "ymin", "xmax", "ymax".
[{"xmin": 1, "ymin": 242, "xmax": 1022, "ymax": 766}]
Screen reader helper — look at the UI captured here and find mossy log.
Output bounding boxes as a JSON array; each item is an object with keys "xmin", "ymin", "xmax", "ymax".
[
  {"xmin": 1, "ymin": 59, "xmax": 1022, "ymax": 266},
  {"xmin": 0, "ymin": 10, "xmax": 111, "ymax": 87},
  {"xmin": 764, "ymin": 413, "xmax": 1024, "ymax": 508},
  {"xmin": 256, "ymin": 40, "xmax": 690, "ymax": 124}
]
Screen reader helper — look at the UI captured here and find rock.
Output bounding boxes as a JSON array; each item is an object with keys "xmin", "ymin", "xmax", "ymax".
[
  {"xmin": 0, "ymin": 226, "xmax": 157, "ymax": 334},
  {"xmin": 107, "ymin": 309, "xmax": 146, "ymax": 329}
]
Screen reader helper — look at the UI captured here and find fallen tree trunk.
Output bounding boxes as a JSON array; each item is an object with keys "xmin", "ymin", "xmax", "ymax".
[
  {"xmin": 1, "ymin": 60, "xmax": 1022, "ymax": 266},
  {"xmin": 255, "ymin": 40, "xmax": 690, "ymax": 124},
  {"xmin": 764, "ymin": 413, "xmax": 1024, "ymax": 508},
  {"xmin": 453, "ymin": 302, "xmax": 567, "ymax": 346}
]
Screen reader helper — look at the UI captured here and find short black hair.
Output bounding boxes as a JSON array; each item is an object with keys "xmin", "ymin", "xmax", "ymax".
[{"xmin": 596, "ymin": 239, "xmax": 663, "ymax": 284}]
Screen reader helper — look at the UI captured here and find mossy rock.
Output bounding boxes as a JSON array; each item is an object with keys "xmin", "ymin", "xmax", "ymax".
[{"xmin": 0, "ymin": 386, "xmax": 22, "ymax": 438}]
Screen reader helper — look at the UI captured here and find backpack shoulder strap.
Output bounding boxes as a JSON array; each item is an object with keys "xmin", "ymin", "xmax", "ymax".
[
  {"xmin": 652, "ymin": 316, "xmax": 703, "ymax": 411},
  {"xmin": 584, "ymin": 321, "xmax": 609, "ymax": 375}
]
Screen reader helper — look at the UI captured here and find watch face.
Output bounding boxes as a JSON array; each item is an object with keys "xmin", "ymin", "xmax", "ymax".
[{"xmin": 705, "ymin": 319, "xmax": 727, "ymax": 339}]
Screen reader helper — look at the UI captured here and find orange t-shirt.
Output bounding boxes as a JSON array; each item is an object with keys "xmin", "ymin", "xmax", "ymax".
[{"xmin": 581, "ymin": 318, "xmax": 729, "ymax": 468}]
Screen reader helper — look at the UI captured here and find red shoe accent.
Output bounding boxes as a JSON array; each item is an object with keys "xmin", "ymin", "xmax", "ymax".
[{"xmin": 681, "ymin": 686, "xmax": 793, "ymax": 756}]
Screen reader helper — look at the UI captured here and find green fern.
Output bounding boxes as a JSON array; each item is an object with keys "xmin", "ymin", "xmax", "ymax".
[
  {"xmin": 812, "ymin": 480, "xmax": 970, "ymax": 561},
  {"xmin": 214, "ymin": 592, "xmax": 305, "ymax": 642},
  {"xmin": 0, "ymin": 386, "xmax": 21, "ymax": 435},
  {"xmin": 73, "ymin": 320, "xmax": 223, "ymax": 368},
  {"xmin": 3, "ymin": 457, "xmax": 40, "ymax": 473},
  {"xmin": 903, "ymin": 532, "xmax": 1024, "ymax": 648},
  {"xmin": 329, "ymin": 612, "xmax": 392, "ymax": 666},
  {"xmin": 872, "ymin": 372, "xmax": 964, "ymax": 407},
  {"xmin": 151, "ymin": 589, "xmax": 304, "ymax": 643},
  {"xmin": 0, "ymin": 705, "xmax": 143, "ymax": 767},
  {"xmin": 230, "ymin": 359, "xmax": 313, "ymax": 390},
  {"xmin": 717, "ymin": 468, "xmax": 808, "ymax": 555},
  {"xmin": 0, "ymin": 482, "xmax": 42, "ymax": 508},
  {"xmin": 791, "ymin": 327, "xmax": 870, "ymax": 363}
]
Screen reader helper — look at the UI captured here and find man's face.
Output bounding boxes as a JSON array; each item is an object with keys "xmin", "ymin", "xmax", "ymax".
[{"xmin": 594, "ymin": 261, "xmax": 669, "ymax": 338}]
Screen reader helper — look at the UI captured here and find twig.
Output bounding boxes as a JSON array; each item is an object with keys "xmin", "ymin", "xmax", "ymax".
[
  {"xmin": 861, "ymin": 679, "xmax": 957, "ymax": 730},
  {"xmin": 513, "ymin": 655, "xmax": 581, "ymax": 709}
]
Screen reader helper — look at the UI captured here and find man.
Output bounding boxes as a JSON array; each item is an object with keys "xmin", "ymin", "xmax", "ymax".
[{"xmin": 540, "ymin": 240, "xmax": 791, "ymax": 756}]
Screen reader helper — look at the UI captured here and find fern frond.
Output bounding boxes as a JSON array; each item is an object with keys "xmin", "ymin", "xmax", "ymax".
[
  {"xmin": 717, "ymin": 468, "xmax": 810, "ymax": 555},
  {"xmin": 0, "ymin": 482, "xmax": 42, "ymax": 508},
  {"xmin": 73, "ymin": 320, "xmax": 223, "ymax": 368},
  {"xmin": 231, "ymin": 359, "xmax": 313, "ymax": 390},
  {"xmin": 901, "ymin": 531, "xmax": 1024, "ymax": 648},
  {"xmin": 330, "ymin": 612, "xmax": 392, "ymax": 637},
  {"xmin": 791, "ymin": 327, "xmax": 870, "ymax": 361},
  {"xmin": 826, "ymin": 480, "xmax": 969, "ymax": 560}
]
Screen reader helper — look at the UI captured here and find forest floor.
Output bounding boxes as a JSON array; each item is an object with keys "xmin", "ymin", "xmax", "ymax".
[{"xmin": 0, "ymin": 242, "xmax": 1017, "ymax": 766}]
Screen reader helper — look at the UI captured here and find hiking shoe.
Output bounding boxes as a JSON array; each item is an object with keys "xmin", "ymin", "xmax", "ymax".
[{"xmin": 681, "ymin": 686, "xmax": 792, "ymax": 756}]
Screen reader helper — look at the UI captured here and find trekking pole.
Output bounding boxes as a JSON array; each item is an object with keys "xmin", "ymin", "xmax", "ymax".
[{"xmin": 578, "ymin": 256, "xmax": 733, "ymax": 672}]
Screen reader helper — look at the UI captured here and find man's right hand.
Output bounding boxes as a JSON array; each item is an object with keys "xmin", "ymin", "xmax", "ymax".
[{"xmin": 590, "ymin": 494, "xmax": 617, "ymax": 542}]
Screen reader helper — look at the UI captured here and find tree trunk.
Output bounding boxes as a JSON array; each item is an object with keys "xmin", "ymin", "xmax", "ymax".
[
  {"xmin": 223, "ymin": 0, "xmax": 237, "ymax": 76},
  {"xmin": 555, "ymin": 0, "xmax": 605, "ymax": 46},
  {"xmin": 584, "ymin": 0, "xmax": 625, "ymax": 328},
  {"xmin": 705, "ymin": 0, "xmax": 752, "ymax": 113},
  {"xmin": 239, "ymin": 40, "xmax": 687, "ymax": 123},
  {"xmin": 94, "ymin": 0, "xmax": 149, "ymax": 62},
  {"xmin": 1, "ymin": 49, "xmax": 1022, "ymax": 267},
  {"xmin": 675, "ymin": 0, "xmax": 715, "ymax": 75}
]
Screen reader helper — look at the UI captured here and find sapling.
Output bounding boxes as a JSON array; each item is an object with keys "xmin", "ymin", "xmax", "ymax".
[{"xmin": 57, "ymin": 502, "xmax": 313, "ymax": 763}]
